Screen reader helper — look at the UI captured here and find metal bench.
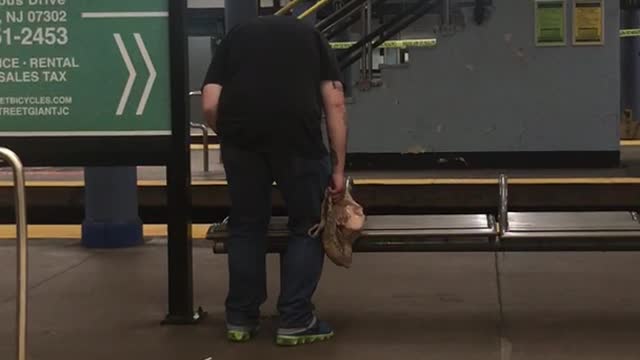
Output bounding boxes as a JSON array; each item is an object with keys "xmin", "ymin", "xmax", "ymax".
[
  {"xmin": 207, "ymin": 174, "xmax": 640, "ymax": 253},
  {"xmin": 497, "ymin": 175, "xmax": 640, "ymax": 251},
  {"xmin": 208, "ymin": 213, "xmax": 498, "ymax": 253}
]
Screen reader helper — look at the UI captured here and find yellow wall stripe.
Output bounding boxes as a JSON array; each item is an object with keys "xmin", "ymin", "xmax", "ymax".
[
  {"xmin": 0, "ymin": 224, "xmax": 211, "ymax": 240},
  {"xmin": 2, "ymin": 177, "xmax": 640, "ymax": 188},
  {"xmin": 190, "ymin": 143, "xmax": 220, "ymax": 150}
]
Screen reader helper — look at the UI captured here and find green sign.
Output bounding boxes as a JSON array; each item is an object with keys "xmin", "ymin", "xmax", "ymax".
[
  {"xmin": 0, "ymin": 0, "xmax": 170, "ymax": 136},
  {"xmin": 535, "ymin": 0, "xmax": 566, "ymax": 46}
]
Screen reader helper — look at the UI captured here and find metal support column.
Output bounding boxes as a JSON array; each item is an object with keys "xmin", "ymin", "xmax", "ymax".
[
  {"xmin": 82, "ymin": 167, "xmax": 143, "ymax": 248},
  {"xmin": 164, "ymin": 0, "xmax": 205, "ymax": 325}
]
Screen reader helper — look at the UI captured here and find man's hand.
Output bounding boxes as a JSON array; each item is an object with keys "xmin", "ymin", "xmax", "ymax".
[{"xmin": 329, "ymin": 172, "xmax": 346, "ymax": 201}]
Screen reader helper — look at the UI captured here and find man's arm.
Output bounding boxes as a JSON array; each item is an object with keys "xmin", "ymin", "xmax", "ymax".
[
  {"xmin": 202, "ymin": 84, "xmax": 222, "ymax": 132},
  {"xmin": 321, "ymin": 80, "xmax": 348, "ymax": 198},
  {"xmin": 201, "ymin": 35, "xmax": 230, "ymax": 133}
]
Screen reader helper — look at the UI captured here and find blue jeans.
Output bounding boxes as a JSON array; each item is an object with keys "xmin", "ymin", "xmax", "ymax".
[{"xmin": 221, "ymin": 143, "xmax": 330, "ymax": 329}]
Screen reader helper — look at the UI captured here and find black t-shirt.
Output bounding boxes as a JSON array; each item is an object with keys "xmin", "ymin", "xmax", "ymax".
[{"xmin": 202, "ymin": 15, "xmax": 342, "ymax": 158}]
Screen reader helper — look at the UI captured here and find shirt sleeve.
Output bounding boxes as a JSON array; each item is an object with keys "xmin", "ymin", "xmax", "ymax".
[
  {"xmin": 202, "ymin": 36, "xmax": 230, "ymax": 89},
  {"xmin": 316, "ymin": 32, "xmax": 342, "ymax": 83}
]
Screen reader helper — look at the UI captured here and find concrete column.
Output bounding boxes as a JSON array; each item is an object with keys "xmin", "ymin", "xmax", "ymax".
[{"xmin": 82, "ymin": 167, "xmax": 143, "ymax": 248}]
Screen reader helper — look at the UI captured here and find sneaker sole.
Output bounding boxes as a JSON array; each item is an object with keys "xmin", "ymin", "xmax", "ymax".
[
  {"xmin": 227, "ymin": 330, "xmax": 252, "ymax": 342},
  {"xmin": 276, "ymin": 332, "xmax": 334, "ymax": 346}
]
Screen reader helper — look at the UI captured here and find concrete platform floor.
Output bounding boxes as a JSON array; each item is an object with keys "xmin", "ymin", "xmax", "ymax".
[{"xmin": 2, "ymin": 241, "xmax": 640, "ymax": 359}]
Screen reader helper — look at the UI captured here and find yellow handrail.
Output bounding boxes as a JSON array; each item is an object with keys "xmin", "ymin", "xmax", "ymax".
[
  {"xmin": 275, "ymin": 0, "xmax": 305, "ymax": 15},
  {"xmin": 298, "ymin": 0, "xmax": 332, "ymax": 19}
]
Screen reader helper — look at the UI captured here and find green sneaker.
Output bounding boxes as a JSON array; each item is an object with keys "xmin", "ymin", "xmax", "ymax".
[
  {"xmin": 227, "ymin": 324, "xmax": 259, "ymax": 343},
  {"xmin": 276, "ymin": 318, "xmax": 334, "ymax": 346}
]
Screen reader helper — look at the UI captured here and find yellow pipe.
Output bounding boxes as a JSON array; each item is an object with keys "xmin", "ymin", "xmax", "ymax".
[
  {"xmin": 275, "ymin": 0, "xmax": 305, "ymax": 15},
  {"xmin": 298, "ymin": 0, "xmax": 332, "ymax": 19}
]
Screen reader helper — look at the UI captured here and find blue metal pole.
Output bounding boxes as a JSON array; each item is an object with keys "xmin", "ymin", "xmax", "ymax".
[{"xmin": 82, "ymin": 167, "xmax": 142, "ymax": 248}]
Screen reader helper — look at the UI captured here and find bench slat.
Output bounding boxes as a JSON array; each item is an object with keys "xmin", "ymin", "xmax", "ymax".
[
  {"xmin": 502, "ymin": 211, "xmax": 640, "ymax": 240},
  {"xmin": 208, "ymin": 214, "xmax": 497, "ymax": 253},
  {"xmin": 207, "ymin": 214, "xmax": 496, "ymax": 239}
]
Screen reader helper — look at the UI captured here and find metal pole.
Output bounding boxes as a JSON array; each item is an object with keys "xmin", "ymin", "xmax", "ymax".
[
  {"xmin": 360, "ymin": 3, "xmax": 367, "ymax": 82},
  {"xmin": 337, "ymin": 0, "xmax": 435, "ymax": 62},
  {"xmin": 498, "ymin": 174, "xmax": 508, "ymax": 234},
  {"xmin": 340, "ymin": 0, "xmax": 437, "ymax": 69},
  {"xmin": 275, "ymin": 0, "xmax": 305, "ymax": 15},
  {"xmin": 190, "ymin": 122, "xmax": 210, "ymax": 172},
  {"xmin": 366, "ymin": 0, "xmax": 373, "ymax": 81},
  {"xmin": 190, "ymin": 89, "xmax": 211, "ymax": 171},
  {"xmin": 322, "ymin": 2, "xmax": 365, "ymax": 35},
  {"xmin": 165, "ymin": 0, "xmax": 199, "ymax": 324},
  {"xmin": 298, "ymin": 0, "xmax": 332, "ymax": 19},
  {"xmin": 630, "ymin": 10, "xmax": 640, "ymax": 132},
  {"xmin": 0, "ymin": 147, "xmax": 27, "ymax": 360},
  {"xmin": 316, "ymin": 0, "xmax": 367, "ymax": 32},
  {"xmin": 442, "ymin": 0, "xmax": 451, "ymax": 31}
]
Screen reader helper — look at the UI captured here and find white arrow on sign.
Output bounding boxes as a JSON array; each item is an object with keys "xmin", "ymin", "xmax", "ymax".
[
  {"xmin": 113, "ymin": 33, "xmax": 157, "ymax": 116},
  {"xmin": 134, "ymin": 33, "xmax": 156, "ymax": 116},
  {"xmin": 114, "ymin": 33, "xmax": 136, "ymax": 116}
]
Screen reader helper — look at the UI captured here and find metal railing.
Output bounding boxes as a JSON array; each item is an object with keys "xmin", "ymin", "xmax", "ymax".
[
  {"xmin": 0, "ymin": 147, "xmax": 28, "ymax": 360},
  {"xmin": 338, "ymin": 0, "xmax": 438, "ymax": 69},
  {"xmin": 276, "ymin": 0, "xmax": 333, "ymax": 19},
  {"xmin": 275, "ymin": 0, "xmax": 305, "ymax": 15},
  {"xmin": 298, "ymin": 0, "xmax": 332, "ymax": 19},
  {"xmin": 498, "ymin": 174, "xmax": 508, "ymax": 234},
  {"xmin": 189, "ymin": 90, "xmax": 210, "ymax": 172}
]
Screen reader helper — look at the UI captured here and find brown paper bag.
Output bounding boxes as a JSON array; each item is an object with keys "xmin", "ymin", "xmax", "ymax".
[{"xmin": 309, "ymin": 184, "xmax": 365, "ymax": 268}]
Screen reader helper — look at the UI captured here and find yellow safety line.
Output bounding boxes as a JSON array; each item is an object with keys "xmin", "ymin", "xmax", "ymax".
[
  {"xmin": 621, "ymin": 140, "xmax": 640, "ymax": 146},
  {"xmin": 0, "ymin": 180, "xmax": 229, "ymax": 187},
  {"xmin": 3, "ymin": 177, "xmax": 640, "ymax": 188},
  {"xmin": 0, "ymin": 224, "xmax": 211, "ymax": 240},
  {"xmin": 190, "ymin": 144, "xmax": 220, "ymax": 150},
  {"xmin": 0, "ymin": 180, "xmax": 86, "ymax": 187},
  {"xmin": 353, "ymin": 177, "xmax": 640, "ymax": 185}
]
